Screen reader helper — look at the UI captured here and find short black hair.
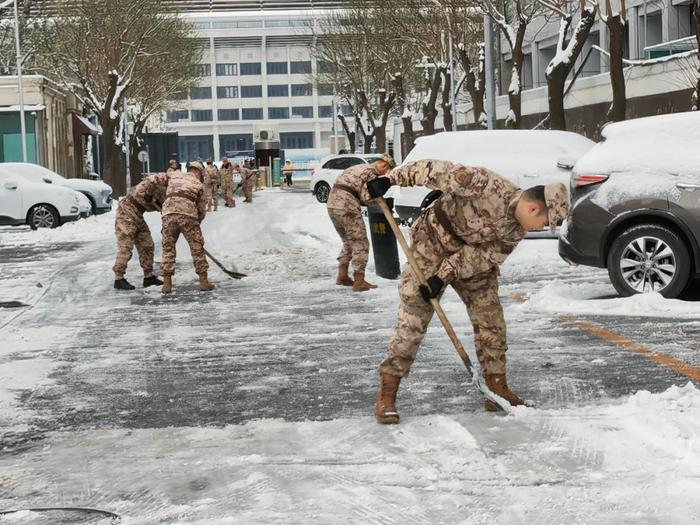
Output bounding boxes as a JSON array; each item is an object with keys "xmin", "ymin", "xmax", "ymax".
[{"xmin": 521, "ymin": 185, "xmax": 547, "ymax": 208}]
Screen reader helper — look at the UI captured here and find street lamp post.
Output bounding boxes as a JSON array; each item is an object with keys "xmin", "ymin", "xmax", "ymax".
[{"xmin": 1, "ymin": 0, "xmax": 28, "ymax": 161}]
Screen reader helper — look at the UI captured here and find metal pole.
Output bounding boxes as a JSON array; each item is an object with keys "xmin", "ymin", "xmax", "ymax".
[
  {"xmin": 13, "ymin": 0, "xmax": 27, "ymax": 162},
  {"xmin": 448, "ymin": 31, "xmax": 457, "ymax": 131},
  {"xmin": 483, "ymin": 14, "xmax": 497, "ymax": 130},
  {"xmin": 123, "ymin": 99, "xmax": 130, "ymax": 190}
]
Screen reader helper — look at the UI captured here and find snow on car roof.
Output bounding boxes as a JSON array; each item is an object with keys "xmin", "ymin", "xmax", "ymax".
[{"xmin": 600, "ymin": 110, "xmax": 700, "ymax": 141}]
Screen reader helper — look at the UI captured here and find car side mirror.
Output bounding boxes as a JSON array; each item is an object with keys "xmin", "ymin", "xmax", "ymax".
[
  {"xmin": 557, "ymin": 157, "xmax": 575, "ymax": 170},
  {"xmin": 4, "ymin": 181, "xmax": 18, "ymax": 190},
  {"xmin": 42, "ymin": 177, "xmax": 53, "ymax": 184}
]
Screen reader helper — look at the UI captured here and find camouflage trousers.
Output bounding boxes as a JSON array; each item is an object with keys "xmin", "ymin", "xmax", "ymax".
[
  {"xmin": 327, "ymin": 207, "xmax": 369, "ymax": 273},
  {"xmin": 221, "ymin": 176, "xmax": 233, "ymax": 200},
  {"xmin": 206, "ymin": 185, "xmax": 218, "ymax": 211},
  {"xmin": 112, "ymin": 200, "xmax": 155, "ymax": 279},
  {"xmin": 378, "ymin": 267, "xmax": 507, "ymax": 377},
  {"xmin": 243, "ymin": 180, "xmax": 254, "ymax": 202},
  {"xmin": 160, "ymin": 214, "xmax": 209, "ymax": 276}
]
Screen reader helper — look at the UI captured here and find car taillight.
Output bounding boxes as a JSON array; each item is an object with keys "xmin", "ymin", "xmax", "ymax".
[{"xmin": 572, "ymin": 173, "xmax": 609, "ymax": 188}]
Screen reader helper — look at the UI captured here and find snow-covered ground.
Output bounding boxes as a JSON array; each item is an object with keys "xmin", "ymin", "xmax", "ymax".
[{"xmin": 1, "ymin": 191, "xmax": 699, "ymax": 524}]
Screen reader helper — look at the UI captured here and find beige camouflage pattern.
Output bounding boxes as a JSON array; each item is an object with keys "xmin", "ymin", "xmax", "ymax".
[
  {"xmin": 160, "ymin": 214, "xmax": 209, "ymax": 276},
  {"xmin": 112, "ymin": 174, "xmax": 169, "ymax": 279},
  {"xmin": 545, "ymin": 183, "xmax": 569, "ymax": 233},
  {"xmin": 326, "ymin": 164, "xmax": 384, "ymax": 211},
  {"xmin": 220, "ymin": 162, "xmax": 234, "ymax": 200},
  {"xmin": 327, "ymin": 207, "xmax": 370, "ymax": 273},
  {"xmin": 240, "ymin": 167, "xmax": 256, "ymax": 202},
  {"xmin": 326, "ymin": 163, "xmax": 387, "ymax": 274},
  {"xmin": 160, "ymin": 170, "xmax": 209, "ymax": 276},
  {"xmin": 161, "ymin": 171, "xmax": 207, "ymax": 222},
  {"xmin": 378, "ymin": 160, "xmax": 527, "ymax": 377},
  {"xmin": 205, "ymin": 165, "xmax": 220, "ymax": 211}
]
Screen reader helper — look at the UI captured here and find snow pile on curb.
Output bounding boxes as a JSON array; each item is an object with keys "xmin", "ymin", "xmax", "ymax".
[{"xmin": 0, "ymin": 211, "xmax": 115, "ymax": 246}]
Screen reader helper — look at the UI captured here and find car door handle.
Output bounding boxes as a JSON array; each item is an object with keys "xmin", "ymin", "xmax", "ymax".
[
  {"xmin": 4, "ymin": 182, "xmax": 17, "ymax": 190},
  {"xmin": 522, "ymin": 173, "xmax": 538, "ymax": 177},
  {"xmin": 676, "ymin": 183, "xmax": 700, "ymax": 191}
]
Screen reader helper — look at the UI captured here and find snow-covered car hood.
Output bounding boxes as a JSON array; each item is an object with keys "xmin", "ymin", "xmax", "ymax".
[{"xmin": 61, "ymin": 178, "xmax": 112, "ymax": 194}]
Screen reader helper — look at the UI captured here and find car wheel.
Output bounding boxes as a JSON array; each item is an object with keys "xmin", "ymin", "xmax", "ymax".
[
  {"xmin": 607, "ymin": 224, "xmax": 690, "ymax": 298},
  {"xmin": 28, "ymin": 204, "xmax": 60, "ymax": 230},
  {"xmin": 314, "ymin": 182, "xmax": 331, "ymax": 203}
]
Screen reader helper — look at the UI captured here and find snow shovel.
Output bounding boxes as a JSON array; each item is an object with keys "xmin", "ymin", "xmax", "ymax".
[
  {"xmin": 153, "ymin": 203, "xmax": 246, "ymax": 279},
  {"xmin": 376, "ymin": 198, "xmax": 513, "ymax": 413},
  {"xmin": 204, "ymin": 249, "xmax": 246, "ymax": 279}
]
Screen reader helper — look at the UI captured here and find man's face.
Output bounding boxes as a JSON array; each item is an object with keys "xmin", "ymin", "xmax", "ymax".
[
  {"xmin": 517, "ymin": 201, "xmax": 549, "ymax": 232},
  {"xmin": 374, "ymin": 160, "xmax": 390, "ymax": 175}
]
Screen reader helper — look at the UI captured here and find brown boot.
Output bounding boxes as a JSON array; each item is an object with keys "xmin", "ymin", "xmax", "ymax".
[
  {"xmin": 336, "ymin": 263, "xmax": 354, "ymax": 286},
  {"xmin": 352, "ymin": 271, "xmax": 378, "ymax": 292},
  {"xmin": 483, "ymin": 373, "xmax": 525, "ymax": 412},
  {"xmin": 162, "ymin": 275, "xmax": 173, "ymax": 294},
  {"xmin": 199, "ymin": 272, "xmax": 216, "ymax": 292},
  {"xmin": 375, "ymin": 374, "xmax": 400, "ymax": 424}
]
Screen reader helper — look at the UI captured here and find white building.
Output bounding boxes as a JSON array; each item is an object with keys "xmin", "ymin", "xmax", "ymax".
[{"xmin": 157, "ymin": 3, "xmax": 347, "ymax": 161}]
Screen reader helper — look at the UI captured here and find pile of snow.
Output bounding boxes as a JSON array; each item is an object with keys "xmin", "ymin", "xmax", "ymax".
[{"xmin": 0, "ymin": 210, "xmax": 115, "ymax": 246}]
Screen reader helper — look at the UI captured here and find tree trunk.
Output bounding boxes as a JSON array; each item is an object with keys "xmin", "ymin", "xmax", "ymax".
[
  {"xmin": 606, "ymin": 11, "xmax": 627, "ymax": 122},
  {"xmin": 545, "ymin": 8, "xmax": 598, "ymax": 130},
  {"xmin": 101, "ymin": 119, "xmax": 125, "ymax": 197},
  {"xmin": 355, "ymin": 113, "xmax": 374, "ymax": 153},
  {"xmin": 420, "ymin": 65, "xmax": 442, "ymax": 135},
  {"xmin": 506, "ymin": 24, "xmax": 527, "ymax": 129},
  {"xmin": 337, "ymin": 114, "xmax": 356, "ymax": 153},
  {"xmin": 440, "ymin": 67, "xmax": 453, "ymax": 131},
  {"xmin": 401, "ymin": 115, "xmax": 415, "ymax": 159},
  {"xmin": 129, "ymin": 119, "xmax": 147, "ymax": 186},
  {"xmin": 458, "ymin": 43, "xmax": 487, "ymax": 127}
]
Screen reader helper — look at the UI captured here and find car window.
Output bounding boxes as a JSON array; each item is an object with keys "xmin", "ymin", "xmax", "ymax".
[
  {"xmin": 323, "ymin": 158, "xmax": 343, "ymax": 170},
  {"xmin": 364, "ymin": 157, "xmax": 381, "ymax": 164},
  {"xmin": 339, "ymin": 158, "xmax": 364, "ymax": 170}
]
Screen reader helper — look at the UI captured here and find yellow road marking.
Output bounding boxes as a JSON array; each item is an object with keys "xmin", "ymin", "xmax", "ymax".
[{"xmin": 507, "ymin": 292, "xmax": 700, "ymax": 382}]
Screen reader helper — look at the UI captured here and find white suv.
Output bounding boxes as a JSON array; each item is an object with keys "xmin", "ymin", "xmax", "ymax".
[{"xmin": 310, "ymin": 153, "xmax": 383, "ymax": 203}]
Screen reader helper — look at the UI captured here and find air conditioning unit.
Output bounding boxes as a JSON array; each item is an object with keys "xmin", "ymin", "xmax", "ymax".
[{"xmin": 254, "ymin": 125, "xmax": 279, "ymax": 142}]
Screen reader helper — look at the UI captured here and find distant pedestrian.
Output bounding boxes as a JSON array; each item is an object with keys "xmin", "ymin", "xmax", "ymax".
[
  {"xmin": 205, "ymin": 158, "xmax": 220, "ymax": 212},
  {"xmin": 220, "ymin": 157, "xmax": 234, "ymax": 207},
  {"xmin": 282, "ymin": 160, "xmax": 294, "ymax": 187},
  {"xmin": 167, "ymin": 160, "xmax": 179, "ymax": 173}
]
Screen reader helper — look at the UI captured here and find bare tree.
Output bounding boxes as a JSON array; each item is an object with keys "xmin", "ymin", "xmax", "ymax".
[
  {"xmin": 38, "ymin": 0, "xmax": 192, "ymax": 196},
  {"xmin": 481, "ymin": 0, "xmax": 544, "ymax": 128},
  {"xmin": 544, "ymin": 0, "xmax": 598, "ymax": 130},
  {"xmin": 602, "ymin": 0, "xmax": 627, "ymax": 121},
  {"xmin": 457, "ymin": 42, "xmax": 487, "ymax": 127}
]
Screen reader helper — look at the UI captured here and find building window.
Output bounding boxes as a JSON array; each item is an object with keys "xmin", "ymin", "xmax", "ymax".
[
  {"xmin": 237, "ymin": 20, "xmax": 263, "ymax": 29},
  {"xmin": 292, "ymin": 106, "xmax": 313, "ymax": 118},
  {"xmin": 317, "ymin": 61, "xmax": 335, "ymax": 74},
  {"xmin": 268, "ymin": 107, "xmax": 290, "ymax": 119},
  {"xmin": 179, "ymin": 136, "xmax": 214, "ymax": 161},
  {"xmin": 240, "ymin": 62, "xmax": 262, "ymax": 75},
  {"xmin": 267, "ymin": 61, "xmax": 288, "ymax": 75},
  {"xmin": 190, "ymin": 87, "xmax": 212, "ymax": 99},
  {"xmin": 166, "ymin": 110, "xmax": 189, "ymax": 122},
  {"xmin": 290, "ymin": 61, "xmax": 311, "ymax": 74},
  {"xmin": 267, "ymin": 84, "xmax": 289, "ymax": 97},
  {"xmin": 281, "ymin": 132, "xmax": 314, "ymax": 149},
  {"xmin": 195, "ymin": 64, "xmax": 211, "ymax": 77},
  {"xmin": 317, "ymin": 83, "xmax": 334, "ymax": 96},
  {"xmin": 291, "ymin": 83, "xmax": 312, "ymax": 96},
  {"xmin": 220, "ymin": 134, "xmax": 254, "ymax": 156},
  {"xmin": 265, "ymin": 19, "xmax": 311, "ymax": 28},
  {"xmin": 193, "ymin": 22, "xmax": 211, "ymax": 30},
  {"xmin": 191, "ymin": 110, "xmax": 213, "ymax": 122},
  {"xmin": 318, "ymin": 105, "xmax": 333, "ymax": 118},
  {"xmin": 241, "ymin": 108, "xmax": 263, "ymax": 120},
  {"xmin": 241, "ymin": 85, "xmax": 262, "ymax": 98},
  {"xmin": 216, "ymin": 63, "xmax": 238, "ymax": 76},
  {"xmin": 217, "ymin": 86, "xmax": 239, "ymax": 98},
  {"xmin": 218, "ymin": 109, "xmax": 240, "ymax": 121}
]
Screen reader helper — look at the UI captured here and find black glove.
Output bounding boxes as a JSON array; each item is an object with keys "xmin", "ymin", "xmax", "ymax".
[
  {"xmin": 419, "ymin": 276, "xmax": 444, "ymax": 302},
  {"xmin": 367, "ymin": 177, "xmax": 391, "ymax": 199}
]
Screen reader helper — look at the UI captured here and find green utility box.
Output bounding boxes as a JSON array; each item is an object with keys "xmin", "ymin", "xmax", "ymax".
[{"xmin": 272, "ymin": 157, "xmax": 281, "ymax": 186}]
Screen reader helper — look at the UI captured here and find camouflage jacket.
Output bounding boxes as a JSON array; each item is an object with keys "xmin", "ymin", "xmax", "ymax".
[
  {"xmin": 387, "ymin": 160, "xmax": 525, "ymax": 284},
  {"xmin": 327, "ymin": 164, "xmax": 382, "ymax": 211},
  {"xmin": 161, "ymin": 171, "xmax": 207, "ymax": 222},
  {"xmin": 205, "ymin": 165, "xmax": 220, "ymax": 187},
  {"xmin": 220, "ymin": 163, "xmax": 233, "ymax": 183},
  {"xmin": 240, "ymin": 167, "xmax": 256, "ymax": 184},
  {"xmin": 122, "ymin": 173, "xmax": 168, "ymax": 216}
]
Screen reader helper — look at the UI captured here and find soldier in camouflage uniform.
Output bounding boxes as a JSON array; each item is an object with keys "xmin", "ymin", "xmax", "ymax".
[
  {"xmin": 205, "ymin": 159, "xmax": 220, "ymax": 212},
  {"xmin": 160, "ymin": 161, "xmax": 215, "ymax": 294},
  {"xmin": 167, "ymin": 160, "xmax": 179, "ymax": 173},
  {"xmin": 112, "ymin": 173, "xmax": 169, "ymax": 290},
  {"xmin": 367, "ymin": 160, "xmax": 569, "ymax": 423},
  {"xmin": 326, "ymin": 153, "xmax": 395, "ymax": 291},
  {"xmin": 240, "ymin": 165, "xmax": 257, "ymax": 203},
  {"xmin": 220, "ymin": 157, "xmax": 234, "ymax": 207}
]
